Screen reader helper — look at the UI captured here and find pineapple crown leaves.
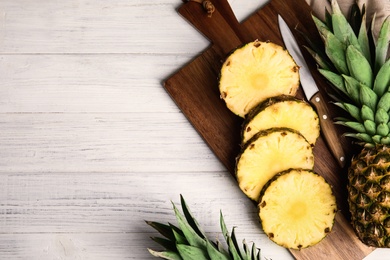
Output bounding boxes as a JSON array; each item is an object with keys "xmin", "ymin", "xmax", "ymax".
[
  {"xmin": 146, "ymin": 195, "xmax": 262, "ymax": 260},
  {"xmin": 303, "ymin": 0, "xmax": 390, "ymax": 146}
]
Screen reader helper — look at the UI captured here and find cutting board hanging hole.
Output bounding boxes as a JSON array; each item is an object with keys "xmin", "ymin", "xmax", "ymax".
[{"xmin": 184, "ymin": 0, "xmax": 215, "ymax": 17}]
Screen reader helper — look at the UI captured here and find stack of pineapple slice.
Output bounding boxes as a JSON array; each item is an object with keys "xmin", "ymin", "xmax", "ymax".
[{"xmin": 219, "ymin": 40, "xmax": 337, "ymax": 249}]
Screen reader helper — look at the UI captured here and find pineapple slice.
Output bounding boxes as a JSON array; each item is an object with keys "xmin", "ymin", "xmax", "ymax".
[
  {"xmin": 219, "ymin": 40, "xmax": 300, "ymax": 117},
  {"xmin": 242, "ymin": 95, "xmax": 320, "ymax": 146},
  {"xmin": 236, "ymin": 128, "xmax": 314, "ymax": 201},
  {"xmin": 259, "ymin": 169, "xmax": 337, "ymax": 249}
]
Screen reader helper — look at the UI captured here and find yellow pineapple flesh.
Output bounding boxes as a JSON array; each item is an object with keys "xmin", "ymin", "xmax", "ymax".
[
  {"xmin": 219, "ymin": 40, "xmax": 300, "ymax": 117},
  {"xmin": 242, "ymin": 95, "xmax": 320, "ymax": 146},
  {"xmin": 259, "ymin": 169, "xmax": 337, "ymax": 249},
  {"xmin": 236, "ymin": 128, "xmax": 314, "ymax": 201}
]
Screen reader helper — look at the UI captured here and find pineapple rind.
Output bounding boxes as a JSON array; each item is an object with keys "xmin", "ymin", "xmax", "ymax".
[
  {"xmin": 348, "ymin": 145, "xmax": 390, "ymax": 247},
  {"xmin": 259, "ymin": 169, "xmax": 337, "ymax": 249}
]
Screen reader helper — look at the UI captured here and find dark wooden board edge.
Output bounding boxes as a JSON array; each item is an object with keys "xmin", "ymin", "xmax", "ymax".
[
  {"xmin": 163, "ymin": 0, "xmax": 375, "ymax": 258},
  {"xmin": 164, "ymin": 46, "xmax": 242, "ymax": 174}
]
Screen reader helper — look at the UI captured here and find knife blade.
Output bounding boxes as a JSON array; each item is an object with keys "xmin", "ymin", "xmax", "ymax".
[{"xmin": 278, "ymin": 14, "xmax": 346, "ymax": 168}]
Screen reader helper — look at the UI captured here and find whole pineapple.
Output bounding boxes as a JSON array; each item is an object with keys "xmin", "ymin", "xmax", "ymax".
[{"xmin": 307, "ymin": 0, "xmax": 390, "ymax": 247}]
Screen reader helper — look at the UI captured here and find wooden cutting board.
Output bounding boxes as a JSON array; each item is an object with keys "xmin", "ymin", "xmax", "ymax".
[{"xmin": 164, "ymin": 0, "xmax": 375, "ymax": 258}]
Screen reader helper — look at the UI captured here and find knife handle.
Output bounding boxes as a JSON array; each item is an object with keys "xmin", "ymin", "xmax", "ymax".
[{"xmin": 310, "ymin": 92, "xmax": 346, "ymax": 168}]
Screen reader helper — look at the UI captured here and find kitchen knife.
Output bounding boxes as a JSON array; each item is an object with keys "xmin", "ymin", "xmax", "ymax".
[{"xmin": 278, "ymin": 15, "xmax": 346, "ymax": 168}]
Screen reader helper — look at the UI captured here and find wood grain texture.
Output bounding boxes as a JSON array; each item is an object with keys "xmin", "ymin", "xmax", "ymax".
[
  {"xmin": 0, "ymin": 113, "xmax": 224, "ymax": 173},
  {"xmin": 309, "ymin": 92, "xmax": 346, "ymax": 168},
  {"xmin": 0, "ymin": 54, "xmax": 188, "ymax": 113},
  {"xmin": 0, "ymin": 0, "xmax": 389, "ymax": 259},
  {"xmin": 0, "ymin": 1, "xmax": 205, "ymax": 54}
]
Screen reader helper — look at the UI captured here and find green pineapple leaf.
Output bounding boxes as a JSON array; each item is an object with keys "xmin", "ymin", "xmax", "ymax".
[
  {"xmin": 172, "ymin": 201, "xmax": 207, "ymax": 249},
  {"xmin": 370, "ymin": 12, "xmax": 377, "ymax": 47},
  {"xmin": 357, "ymin": 5, "xmax": 371, "ymax": 65},
  {"xmin": 335, "ymin": 121, "xmax": 366, "ymax": 133},
  {"xmin": 206, "ymin": 240, "xmax": 230, "ymax": 260},
  {"xmin": 148, "ymin": 249, "xmax": 183, "ymax": 260},
  {"xmin": 333, "ymin": 102, "xmax": 362, "ymax": 121},
  {"xmin": 318, "ymin": 69, "xmax": 347, "ymax": 95},
  {"xmin": 242, "ymin": 239, "xmax": 251, "ymax": 259},
  {"xmin": 377, "ymin": 92, "xmax": 390, "ymax": 112},
  {"xmin": 251, "ymin": 243, "xmax": 260, "ymax": 260},
  {"xmin": 364, "ymin": 120, "xmax": 376, "ymax": 135},
  {"xmin": 330, "ymin": 0, "xmax": 360, "ymax": 50},
  {"xmin": 346, "ymin": 45, "xmax": 373, "ymax": 88},
  {"xmin": 150, "ymin": 236, "xmax": 178, "ymax": 252},
  {"xmin": 343, "ymin": 75, "xmax": 361, "ymax": 105},
  {"xmin": 373, "ymin": 59, "xmax": 390, "ymax": 97},
  {"xmin": 375, "ymin": 108, "xmax": 389, "ymax": 125},
  {"xmin": 377, "ymin": 123, "xmax": 389, "ymax": 136},
  {"xmin": 180, "ymin": 194, "xmax": 207, "ymax": 239},
  {"xmin": 375, "ymin": 16, "xmax": 390, "ymax": 74},
  {"xmin": 344, "ymin": 132, "xmax": 373, "ymax": 144},
  {"xmin": 146, "ymin": 221, "xmax": 177, "ymax": 241},
  {"xmin": 304, "ymin": 46, "xmax": 333, "ymax": 70},
  {"xmin": 324, "ymin": 31, "xmax": 349, "ymax": 75},
  {"xmin": 228, "ymin": 228, "xmax": 244, "ymax": 260},
  {"xmin": 359, "ymin": 84, "xmax": 378, "ymax": 112},
  {"xmin": 229, "ymin": 221, "xmax": 245, "ymax": 259},
  {"xmin": 361, "ymin": 105, "xmax": 375, "ymax": 122},
  {"xmin": 312, "ymin": 14, "xmax": 332, "ymax": 39},
  {"xmin": 176, "ymin": 244, "xmax": 208, "ymax": 260},
  {"xmin": 172, "ymin": 227, "xmax": 189, "ymax": 245},
  {"xmin": 334, "ymin": 116, "xmax": 353, "ymax": 122},
  {"xmin": 220, "ymin": 212, "xmax": 242, "ymax": 260},
  {"xmin": 380, "ymin": 136, "xmax": 390, "ymax": 145},
  {"xmin": 294, "ymin": 24, "xmax": 334, "ymax": 71}
]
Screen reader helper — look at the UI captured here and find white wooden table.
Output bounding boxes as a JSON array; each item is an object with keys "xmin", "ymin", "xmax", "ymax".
[{"xmin": 0, "ymin": 0, "xmax": 388, "ymax": 259}]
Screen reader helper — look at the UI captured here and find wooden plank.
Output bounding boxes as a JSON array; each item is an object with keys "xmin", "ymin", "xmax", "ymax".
[
  {"xmin": 0, "ymin": 0, "xmax": 206, "ymax": 54},
  {"xmin": 0, "ymin": 113, "xmax": 222, "ymax": 173},
  {"xmin": 0, "ymin": 233, "xmax": 154, "ymax": 259},
  {"xmin": 164, "ymin": 0, "xmax": 375, "ymax": 258},
  {"xmin": 0, "ymin": 172, "xmax": 255, "ymax": 233},
  {"xmin": 0, "ymin": 54, "xmax": 189, "ymax": 113}
]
